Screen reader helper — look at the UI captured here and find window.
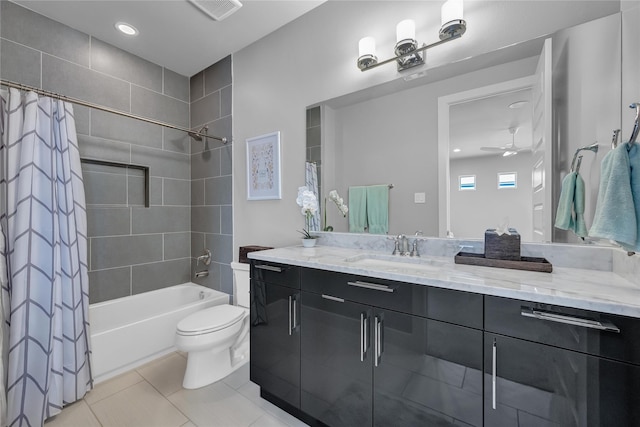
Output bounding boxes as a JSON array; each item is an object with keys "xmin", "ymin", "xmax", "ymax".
[
  {"xmin": 459, "ymin": 175, "xmax": 476, "ymax": 191},
  {"xmin": 498, "ymin": 172, "xmax": 517, "ymax": 189}
]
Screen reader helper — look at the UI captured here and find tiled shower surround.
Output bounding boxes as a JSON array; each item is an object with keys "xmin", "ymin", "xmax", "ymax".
[{"xmin": 0, "ymin": 1, "xmax": 234, "ymax": 303}]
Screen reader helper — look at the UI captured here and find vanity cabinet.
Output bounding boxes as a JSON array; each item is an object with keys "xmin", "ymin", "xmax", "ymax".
[
  {"xmin": 300, "ymin": 268, "xmax": 484, "ymax": 427},
  {"xmin": 249, "ymin": 261, "xmax": 301, "ymax": 409},
  {"xmin": 484, "ymin": 296, "xmax": 640, "ymax": 427}
]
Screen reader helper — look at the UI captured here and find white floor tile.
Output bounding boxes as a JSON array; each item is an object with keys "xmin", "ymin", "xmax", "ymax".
[
  {"xmin": 137, "ymin": 352, "xmax": 188, "ymax": 396},
  {"xmin": 250, "ymin": 413, "xmax": 290, "ymax": 427},
  {"xmin": 237, "ymin": 382, "xmax": 309, "ymax": 427},
  {"xmin": 85, "ymin": 370, "xmax": 145, "ymax": 405},
  {"xmin": 169, "ymin": 381, "xmax": 264, "ymax": 427},
  {"xmin": 222, "ymin": 362, "xmax": 250, "ymax": 390},
  {"xmin": 45, "ymin": 400, "xmax": 101, "ymax": 427},
  {"xmin": 90, "ymin": 380, "xmax": 188, "ymax": 427}
]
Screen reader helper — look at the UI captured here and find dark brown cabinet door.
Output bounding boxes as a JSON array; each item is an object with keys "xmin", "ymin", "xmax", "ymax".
[
  {"xmin": 250, "ymin": 280, "xmax": 300, "ymax": 408},
  {"xmin": 485, "ymin": 333, "xmax": 640, "ymax": 427}
]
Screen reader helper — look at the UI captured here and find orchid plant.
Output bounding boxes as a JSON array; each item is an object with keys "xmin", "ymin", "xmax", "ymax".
[
  {"xmin": 296, "ymin": 186, "xmax": 319, "ymax": 239},
  {"xmin": 323, "ymin": 189, "xmax": 348, "ymax": 231}
]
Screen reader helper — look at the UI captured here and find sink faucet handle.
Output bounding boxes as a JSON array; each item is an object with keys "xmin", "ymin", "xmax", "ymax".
[
  {"xmin": 410, "ymin": 239, "xmax": 420, "ymax": 257},
  {"xmin": 414, "ymin": 230, "xmax": 423, "ymax": 236}
]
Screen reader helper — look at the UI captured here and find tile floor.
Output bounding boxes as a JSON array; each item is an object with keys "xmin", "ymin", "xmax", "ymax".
[{"xmin": 45, "ymin": 352, "xmax": 310, "ymax": 427}]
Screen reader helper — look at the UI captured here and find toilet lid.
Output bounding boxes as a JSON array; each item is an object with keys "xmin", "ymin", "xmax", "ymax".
[{"xmin": 177, "ymin": 304, "xmax": 245, "ymax": 335}]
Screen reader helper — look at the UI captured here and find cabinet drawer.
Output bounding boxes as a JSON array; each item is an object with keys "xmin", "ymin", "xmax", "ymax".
[
  {"xmin": 301, "ymin": 267, "xmax": 482, "ymax": 329},
  {"xmin": 250, "ymin": 261, "xmax": 300, "ymax": 289},
  {"xmin": 485, "ymin": 296, "xmax": 640, "ymax": 365}
]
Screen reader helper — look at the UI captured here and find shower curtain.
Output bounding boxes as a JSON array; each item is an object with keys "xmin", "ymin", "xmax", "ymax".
[
  {"xmin": 305, "ymin": 161, "xmax": 320, "ymax": 231},
  {"xmin": 0, "ymin": 88, "xmax": 92, "ymax": 426}
]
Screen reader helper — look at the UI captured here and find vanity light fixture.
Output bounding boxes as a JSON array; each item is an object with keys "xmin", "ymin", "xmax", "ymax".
[
  {"xmin": 115, "ymin": 21, "xmax": 138, "ymax": 36},
  {"xmin": 357, "ymin": 0, "xmax": 466, "ymax": 72}
]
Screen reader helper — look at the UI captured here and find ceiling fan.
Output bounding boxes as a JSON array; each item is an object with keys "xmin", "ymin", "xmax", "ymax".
[{"xmin": 480, "ymin": 126, "xmax": 530, "ymax": 157}]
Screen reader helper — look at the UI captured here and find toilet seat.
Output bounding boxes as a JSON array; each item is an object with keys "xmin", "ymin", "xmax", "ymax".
[{"xmin": 177, "ymin": 304, "xmax": 245, "ymax": 336}]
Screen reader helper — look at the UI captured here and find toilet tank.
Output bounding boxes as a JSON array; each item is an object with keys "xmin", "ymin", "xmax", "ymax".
[{"xmin": 231, "ymin": 262, "xmax": 250, "ymax": 308}]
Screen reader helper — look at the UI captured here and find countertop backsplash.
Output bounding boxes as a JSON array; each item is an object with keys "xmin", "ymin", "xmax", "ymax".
[{"xmin": 314, "ymin": 231, "xmax": 630, "ymax": 274}]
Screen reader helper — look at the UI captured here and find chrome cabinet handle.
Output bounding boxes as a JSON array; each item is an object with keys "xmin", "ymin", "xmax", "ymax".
[
  {"xmin": 255, "ymin": 264, "xmax": 283, "ymax": 273},
  {"xmin": 292, "ymin": 296, "xmax": 297, "ymax": 332},
  {"xmin": 321, "ymin": 294, "xmax": 345, "ymax": 303},
  {"xmin": 374, "ymin": 316, "xmax": 383, "ymax": 367},
  {"xmin": 288, "ymin": 296, "xmax": 292, "ymax": 336},
  {"xmin": 360, "ymin": 313, "xmax": 366, "ymax": 362},
  {"xmin": 347, "ymin": 281, "xmax": 395, "ymax": 293},
  {"xmin": 521, "ymin": 307, "xmax": 620, "ymax": 333},
  {"xmin": 492, "ymin": 339, "xmax": 497, "ymax": 410}
]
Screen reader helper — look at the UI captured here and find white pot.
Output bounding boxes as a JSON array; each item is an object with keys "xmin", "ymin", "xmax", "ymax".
[{"xmin": 301, "ymin": 238, "xmax": 317, "ymax": 248}]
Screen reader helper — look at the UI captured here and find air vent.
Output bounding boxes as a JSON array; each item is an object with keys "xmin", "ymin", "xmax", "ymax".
[{"xmin": 187, "ymin": 0, "xmax": 243, "ymax": 21}]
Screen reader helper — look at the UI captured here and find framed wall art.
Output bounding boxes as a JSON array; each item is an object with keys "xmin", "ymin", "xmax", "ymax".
[{"xmin": 246, "ymin": 131, "xmax": 282, "ymax": 200}]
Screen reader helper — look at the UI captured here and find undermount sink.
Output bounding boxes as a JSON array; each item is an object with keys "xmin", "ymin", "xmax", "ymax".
[{"xmin": 344, "ymin": 253, "xmax": 445, "ymax": 272}]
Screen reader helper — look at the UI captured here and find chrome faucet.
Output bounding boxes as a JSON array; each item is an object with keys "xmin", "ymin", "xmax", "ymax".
[
  {"xmin": 392, "ymin": 234, "xmax": 409, "ymax": 256},
  {"xmin": 410, "ymin": 231, "xmax": 423, "ymax": 257}
]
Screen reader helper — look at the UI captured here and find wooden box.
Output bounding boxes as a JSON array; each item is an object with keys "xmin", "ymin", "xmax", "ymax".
[
  {"xmin": 239, "ymin": 245, "xmax": 273, "ymax": 264},
  {"xmin": 484, "ymin": 229, "xmax": 521, "ymax": 260}
]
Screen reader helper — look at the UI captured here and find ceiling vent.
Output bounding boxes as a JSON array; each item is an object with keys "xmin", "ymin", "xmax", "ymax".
[{"xmin": 187, "ymin": 0, "xmax": 243, "ymax": 21}]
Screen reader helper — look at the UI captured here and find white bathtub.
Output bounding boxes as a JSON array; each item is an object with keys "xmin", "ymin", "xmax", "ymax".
[{"xmin": 89, "ymin": 283, "xmax": 230, "ymax": 383}]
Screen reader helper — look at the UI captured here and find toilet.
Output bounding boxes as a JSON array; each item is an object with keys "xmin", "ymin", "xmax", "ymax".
[{"xmin": 175, "ymin": 262, "xmax": 251, "ymax": 389}]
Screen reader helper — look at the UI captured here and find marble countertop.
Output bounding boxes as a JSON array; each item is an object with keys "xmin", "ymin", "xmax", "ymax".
[{"xmin": 248, "ymin": 245, "xmax": 640, "ymax": 318}]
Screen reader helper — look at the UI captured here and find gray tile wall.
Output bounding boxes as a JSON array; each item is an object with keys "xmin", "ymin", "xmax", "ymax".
[
  {"xmin": 306, "ymin": 106, "xmax": 322, "ymax": 209},
  {"xmin": 190, "ymin": 56, "xmax": 234, "ymax": 296},
  {"xmin": 1, "ymin": 1, "xmax": 192, "ymax": 303}
]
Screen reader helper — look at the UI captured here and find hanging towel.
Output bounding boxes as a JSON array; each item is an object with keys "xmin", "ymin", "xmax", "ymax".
[
  {"xmin": 628, "ymin": 142, "xmax": 640, "ymax": 251},
  {"xmin": 366, "ymin": 185, "xmax": 389, "ymax": 234},
  {"xmin": 590, "ymin": 143, "xmax": 637, "ymax": 249},
  {"xmin": 573, "ymin": 173, "xmax": 588, "ymax": 238},
  {"xmin": 348, "ymin": 186, "xmax": 368, "ymax": 232},
  {"xmin": 554, "ymin": 172, "xmax": 577, "ymax": 231}
]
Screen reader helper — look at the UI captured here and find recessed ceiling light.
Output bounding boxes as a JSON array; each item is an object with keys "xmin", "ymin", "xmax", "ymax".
[
  {"xmin": 115, "ymin": 22, "xmax": 138, "ymax": 36},
  {"xmin": 508, "ymin": 100, "xmax": 528, "ymax": 109},
  {"xmin": 453, "ymin": 148, "xmax": 462, "ymax": 153}
]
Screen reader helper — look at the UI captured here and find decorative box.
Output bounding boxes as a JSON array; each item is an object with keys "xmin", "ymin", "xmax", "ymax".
[
  {"xmin": 239, "ymin": 245, "xmax": 273, "ymax": 264},
  {"xmin": 484, "ymin": 229, "xmax": 521, "ymax": 261}
]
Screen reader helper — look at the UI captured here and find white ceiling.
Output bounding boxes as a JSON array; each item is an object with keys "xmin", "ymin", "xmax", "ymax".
[
  {"xmin": 13, "ymin": 0, "xmax": 325, "ymax": 77},
  {"xmin": 449, "ymin": 88, "xmax": 534, "ymax": 159}
]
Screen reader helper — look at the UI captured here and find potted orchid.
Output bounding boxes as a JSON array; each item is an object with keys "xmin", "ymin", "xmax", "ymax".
[
  {"xmin": 296, "ymin": 186, "xmax": 319, "ymax": 247},
  {"xmin": 323, "ymin": 189, "xmax": 348, "ymax": 231}
]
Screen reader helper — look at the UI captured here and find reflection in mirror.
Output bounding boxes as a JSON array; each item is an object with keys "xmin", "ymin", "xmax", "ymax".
[{"xmin": 308, "ymin": 10, "xmax": 624, "ymax": 244}]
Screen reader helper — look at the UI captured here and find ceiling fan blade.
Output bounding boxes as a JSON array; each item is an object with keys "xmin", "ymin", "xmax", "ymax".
[{"xmin": 480, "ymin": 146, "xmax": 508, "ymax": 151}]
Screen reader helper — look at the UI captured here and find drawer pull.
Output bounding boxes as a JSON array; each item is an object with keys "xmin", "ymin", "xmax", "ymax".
[
  {"xmin": 521, "ymin": 308, "xmax": 620, "ymax": 333},
  {"xmin": 322, "ymin": 294, "xmax": 345, "ymax": 303},
  {"xmin": 492, "ymin": 339, "xmax": 497, "ymax": 410},
  {"xmin": 347, "ymin": 281, "xmax": 394, "ymax": 293},
  {"xmin": 255, "ymin": 264, "xmax": 283, "ymax": 273}
]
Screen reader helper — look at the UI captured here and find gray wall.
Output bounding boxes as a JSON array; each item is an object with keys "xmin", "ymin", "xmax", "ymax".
[
  {"xmin": 450, "ymin": 153, "xmax": 534, "ymax": 240},
  {"xmin": 189, "ymin": 56, "xmax": 234, "ymax": 296},
  {"xmin": 1, "ymin": 1, "xmax": 233, "ymax": 303}
]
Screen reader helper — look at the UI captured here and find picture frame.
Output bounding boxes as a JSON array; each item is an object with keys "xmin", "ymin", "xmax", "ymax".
[{"xmin": 246, "ymin": 131, "xmax": 282, "ymax": 200}]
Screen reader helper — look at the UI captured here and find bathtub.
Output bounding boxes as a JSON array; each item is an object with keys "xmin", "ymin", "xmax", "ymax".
[{"xmin": 89, "ymin": 283, "xmax": 230, "ymax": 383}]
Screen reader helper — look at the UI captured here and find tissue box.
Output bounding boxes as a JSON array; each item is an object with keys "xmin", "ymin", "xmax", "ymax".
[
  {"xmin": 484, "ymin": 229, "xmax": 521, "ymax": 260},
  {"xmin": 239, "ymin": 245, "xmax": 273, "ymax": 264}
]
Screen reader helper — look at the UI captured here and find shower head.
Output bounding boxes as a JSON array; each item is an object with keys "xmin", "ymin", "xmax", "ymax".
[{"xmin": 189, "ymin": 125, "xmax": 208, "ymax": 142}]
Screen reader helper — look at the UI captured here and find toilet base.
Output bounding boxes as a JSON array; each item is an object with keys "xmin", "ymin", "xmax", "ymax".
[{"xmin": 182, "ymin": 340, "xmax": 249, "ymax": 389}]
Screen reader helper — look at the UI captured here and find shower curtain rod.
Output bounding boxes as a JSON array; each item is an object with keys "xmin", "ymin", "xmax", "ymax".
[{"xmin": 0, "ymin": 79, "xmax": 227, "ymax": 144}]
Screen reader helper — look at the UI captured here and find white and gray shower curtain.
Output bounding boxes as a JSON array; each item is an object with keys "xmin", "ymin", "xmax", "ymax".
[
  {"xmin": 0, "ymin": 88, "xmax": 92, "ymax": 426},
  {"xmin": 305, "ymin": 161, "xmax": 320, "ymax": 231}
]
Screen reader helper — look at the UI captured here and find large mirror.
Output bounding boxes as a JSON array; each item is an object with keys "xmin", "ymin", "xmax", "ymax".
[{"xmin": 307, "ymin": 9, "xmax": 634, "ymax": 244}]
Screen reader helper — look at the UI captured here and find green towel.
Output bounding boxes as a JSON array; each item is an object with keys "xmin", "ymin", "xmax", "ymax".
[
  {"xmin": 573, "ymin": 173, "xmax": 588, "ymax": 237},
  {"xmin": 554, "ymin": 172, "xmax": 576, "ymax": 231},
  {"xmin": 366, "ymin": 185, "xmax": 389, "ymax": 235},
  {"xmin": 348, "ymin": 186, "xmax": 367, "ymax": 233},
  {"xmin": 590, "ymin": 143, "xmax": 637, "ymax": 249}
]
